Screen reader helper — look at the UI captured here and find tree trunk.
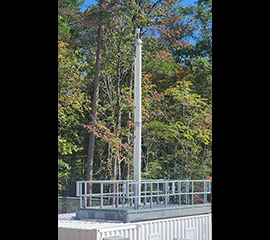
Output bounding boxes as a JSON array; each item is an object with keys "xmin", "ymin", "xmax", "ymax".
[
  {"xmin": 110, "ymin": 61, "xmax": 122, "ymax": 205},
  {"xmin": 86, "ymin": 1, "xmax": 104, "ymax": 206},
  {"xmin": 122, "ymin": 67, "xmax": 133, "ymax": 180}
]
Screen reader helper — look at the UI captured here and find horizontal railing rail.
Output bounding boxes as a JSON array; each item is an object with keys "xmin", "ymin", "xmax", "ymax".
[{"xmin": 76, "ymin": 179, "xmax": 211, "ymax": 211}]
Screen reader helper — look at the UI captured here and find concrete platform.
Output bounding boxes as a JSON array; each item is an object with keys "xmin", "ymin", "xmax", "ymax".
[{"xmin": 76, "ymin": 203, "xmax": 211, "ymax": 222}]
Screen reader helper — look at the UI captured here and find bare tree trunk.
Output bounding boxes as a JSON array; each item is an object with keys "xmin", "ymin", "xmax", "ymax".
[{"xmin": 86, "ymin": 1, "xmax": 104, "ymax": 206}]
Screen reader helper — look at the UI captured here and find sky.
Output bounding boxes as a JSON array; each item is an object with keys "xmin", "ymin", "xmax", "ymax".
[{"xmin": 80, "ymin": 0, "xmax": 197, "ymax": 11}]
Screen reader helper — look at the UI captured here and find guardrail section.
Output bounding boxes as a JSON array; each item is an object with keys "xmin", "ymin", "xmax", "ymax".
[{"xmin": 76, "ymin": 179, "xmax": 211, "ymax": 211}]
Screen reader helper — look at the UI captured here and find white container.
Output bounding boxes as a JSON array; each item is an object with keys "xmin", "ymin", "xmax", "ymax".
[
  {"xmin": 98, "ymin": 223, "xmax": 138, "ymax": 240},
  {"xmin": 58, "ymin": 213, "xmax": 212, "ymax": 240},
  {"xmin": 136, "ymin": 214, "xmax": 211, "ymax": 240}
]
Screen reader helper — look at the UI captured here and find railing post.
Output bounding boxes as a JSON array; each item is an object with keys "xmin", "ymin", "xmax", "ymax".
[
  {"xmin": 204, "ymin": 181, "xmax": 206, "ymax": 204},
  {"xmin": 126, "ymin": 182, "xmax": 131, "ymax": 207},
  {"xmin": 191, "ymin": 181, "xmax": 194, "ymax": 206},
  {"xmin": 116, "ymin": 183, "xmax": 119, "ymax": 208},
  {"xmin": 165, "ymin": 181, "xmax": 168, "ymax": 207},
  {"xmin": 209, "ymin": 181, "xmax": 211, "ymax": 203},
  {"xmin": 172, "ymin": 181, "xmax": 175, "ymax": 202},
  {"xmin": 122, "ymin": 182, "xmax": 126, "ymax": 209},
  {"xmin": 76, "ymin": 182, "xmax": 79, "ymax": 196},
  {"xmin": 100, "ymin": 183, "xmax": 103, "ymax": 209},
  {"xmin": 144, "ymin": 182, "xmax": 147, "ymax": 205},
  {"xmin": 157, "ymin": 182, "xmax": 160, "ymax": 204},
  {"xmin": 78, "ymin": 182, "xmax": 82, "ymax": 208},
  {"xmin": 185, "ymin": 181, "xmax": 189, "ymax": 205},
  {"xmin": 178, "ymin": 181, "xmax": 181, "ymax": 206},
  {"xmin": 84, "ymin": 182, "xmax": 87, "ymax": 208},
  {"xmin": 150, "ymin": 182, "xmax": 153, "ymax": 208}
]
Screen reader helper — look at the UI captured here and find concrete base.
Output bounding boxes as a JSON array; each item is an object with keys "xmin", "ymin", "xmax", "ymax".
[{"xmin": 76, "ymin": 203, "xmax": 211, "ymax": 222}]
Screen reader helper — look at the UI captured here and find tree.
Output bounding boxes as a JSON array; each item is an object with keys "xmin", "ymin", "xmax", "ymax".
[
  {"xmin": 58, "ymin": 37, "xmax": 90, "ymax": 194},
  {"xmin": 141, "ymin": 61, "xmax": 211, "ymax": 180},
  {"xmin": 173, "ymin": 0, "xmax": 212, "ymax": 63},
  {"xmin": 58, "ymin": 0, "xmax": 212, "ymax": 197},
  {"xmin": 84, "ymin": 0, "xmax": 104, "ymax": 207},
  {"xmin": 164, "ymin": 80, "xmax": 212, "ymax": 179}
]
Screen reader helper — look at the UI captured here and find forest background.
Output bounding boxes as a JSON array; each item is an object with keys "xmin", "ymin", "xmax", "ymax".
[{"xmin": 58, "ymin": 0, "xmax": 212, "ymax": 196}]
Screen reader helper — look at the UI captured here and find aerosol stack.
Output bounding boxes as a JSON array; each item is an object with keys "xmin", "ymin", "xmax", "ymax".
[{"xmin": 133, "ymin": 28, "xmax": 142, "ymax": 208}]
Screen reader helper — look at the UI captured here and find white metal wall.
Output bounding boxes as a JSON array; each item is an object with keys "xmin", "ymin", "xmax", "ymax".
[
  {"xmin": 98, "ymin": 224, "xmax": 138, "ymax": 240},
  {"xmin": 136, "ymin": 213, "xmax": 211, "ymax": 240},
  {"xmin": 58, "ymin": 213, "xmax": 212, "ymax": 240}
]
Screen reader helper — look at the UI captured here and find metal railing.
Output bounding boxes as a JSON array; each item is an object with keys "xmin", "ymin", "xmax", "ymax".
[
  {"xmin": 76, "ymin": 179, "xmax": 211, "ymax": 211},
  {"xmin": 76, "ymin": 179, "xmax": 211, "ymax": 209}
]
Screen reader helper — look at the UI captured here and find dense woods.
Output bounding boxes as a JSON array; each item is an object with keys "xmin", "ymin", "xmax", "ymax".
[{"xmin": 58, "ymin": 0, "xmax": 212, "ymax": 196}]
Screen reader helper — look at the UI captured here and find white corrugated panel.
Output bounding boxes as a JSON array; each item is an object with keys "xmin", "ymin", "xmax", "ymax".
[
  {"xmin": 98, "ymin": 224, "xmax": 138, "ymax": 240},
  {"xmin": 58, "ymin": 213, "xmax": 212, "ymax": 240},
  {"xmin": 97, "ymin": 213, "xmax": 211, "ymax": 240},
  {"xmin": 136, "ymin": 213, "xmax": 211, "ymax": 240}
]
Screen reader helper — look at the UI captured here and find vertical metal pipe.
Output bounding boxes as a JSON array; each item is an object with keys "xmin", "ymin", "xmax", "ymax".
[
  {"xmin": 185, "ymin": 181, "xmax": 189, "ymax": 205},
  {"xmin": 157, "ymin": 183, "xmax": 159, "ymax": 204},
  {"xmin": 204, "ymin": 181, "xmax": 206, "ymax": 204},
  {"xmin": 80, "ymin": 182, "xmax": 82, "ymax": 208},
  {"xmin": 144, "ymin": 182, "xmax": 147, "ymax": 205},
  {"xmin": 172, "ymin": 181, "xmax": 175, "ymax": 202},
  {"xmin": 150, "ymin": 182, "xmax": 153, "ymax": 208},
  {"xmin": 134, "ymin": 28, "xmax": 142, "ymax": 208},
  {"xmin": 165, "ymin": 181, "xmax": 168, "ymax": 208},
  {"xmin": 84, "ymin": 182, "xmax": 87, "ymax": 208},
  {"xmin": 192, "ymin": 181, "xmax": 194, "ymax": 205},
  {"xmin": 116, "ymin": 183, "xmax": 119, "ymax": 208},
  {"xmin": 178, "ymin": 181, "xmax": 181, "ymax": 206},
  {"xmin": 209, "ymin": 181, "xmax": 211, "ymax": 204},
  {"xmin": 100, "ymin": 183, "xmax": 103, "ymax": 209}
]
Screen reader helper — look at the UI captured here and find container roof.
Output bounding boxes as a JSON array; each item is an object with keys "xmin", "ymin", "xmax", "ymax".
[{"xmin": 58, "ymin": 213, "xmax": 133, "ymax": 230}]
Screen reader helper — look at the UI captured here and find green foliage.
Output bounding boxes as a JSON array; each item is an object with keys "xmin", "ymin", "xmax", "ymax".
[
  {"xmin": 58, "ymin": 0, "xmax": 212, "ymax": 195},
  {"xmin": 58, "ymin": 159, "xmax": 71, "ymax": 192},
  {"xmin": 174, "ymin": 0, "xmax": 212, "ymax": 62}
]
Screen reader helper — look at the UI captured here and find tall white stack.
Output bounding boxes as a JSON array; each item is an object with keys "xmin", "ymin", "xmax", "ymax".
[{"xmin": 133, "ymin": 28, "xmax": 142, "ymax": 207}]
